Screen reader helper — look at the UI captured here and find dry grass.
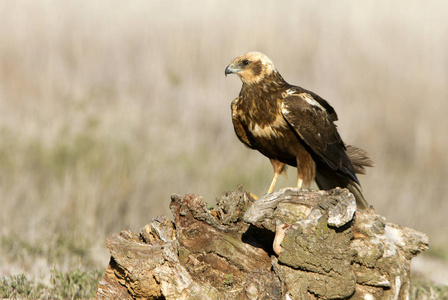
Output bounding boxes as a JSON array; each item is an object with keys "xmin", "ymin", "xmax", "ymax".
[{"xmin": 1, "ymin": 0, "xmax": 447, "ymax": 284}]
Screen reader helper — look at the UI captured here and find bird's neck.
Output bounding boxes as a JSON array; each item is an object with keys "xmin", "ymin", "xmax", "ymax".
[
  {"xmin": 237, "ymin": 72, "xmax": 289, "ymax": 124},
  {"xmin": 240, "ymin": 71, "xmax": 289, "ymax": 101},
  {"xmin": 242, "ymin": 71, "xmax": 288, "ymax": 93}
]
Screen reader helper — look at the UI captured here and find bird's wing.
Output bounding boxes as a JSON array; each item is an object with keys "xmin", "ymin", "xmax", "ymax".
[
  {"xmin": 281, "ymin": 92, "xmax": 359, "ymax": 184},
  {"xmin": 231, "ymin": 98, "xmax": 253, "ymax": 148}
]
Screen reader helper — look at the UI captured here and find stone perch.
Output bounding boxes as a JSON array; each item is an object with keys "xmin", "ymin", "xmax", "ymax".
[{"xmin": 95, "ymin": 186, "xmax": 429, "ymax": 300}]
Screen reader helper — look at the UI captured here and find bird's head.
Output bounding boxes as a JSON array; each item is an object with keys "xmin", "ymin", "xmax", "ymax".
[{"xmin": 225, "ymin": 52, "xmax": 277, "ymax": 85}]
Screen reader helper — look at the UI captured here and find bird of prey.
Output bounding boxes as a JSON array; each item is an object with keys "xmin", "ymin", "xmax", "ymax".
[{"xmin": 225, "ymin": 52, "xmax": 373, "ymax": 209}]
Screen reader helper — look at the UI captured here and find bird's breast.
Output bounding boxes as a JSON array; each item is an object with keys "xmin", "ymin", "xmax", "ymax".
[
  {"xmin": 247, "ymin": 113, "xmax": 288, "ymax": 139},
  {"xmin": 234, "ymin": 95, "xmax": 307, "ymax": 165},
  {"xmin": 235, "ymin": 95, "xmax": 291, "ymax": 143}
]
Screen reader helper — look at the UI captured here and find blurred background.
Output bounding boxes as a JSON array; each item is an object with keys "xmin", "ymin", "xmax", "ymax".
[{"xmin": 1, "ymin": 0, "xmax": 447, "ymax": 286}]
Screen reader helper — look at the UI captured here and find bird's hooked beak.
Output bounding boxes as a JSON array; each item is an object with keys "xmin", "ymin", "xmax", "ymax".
[{"xmin": 225, "ymin": 63, "xmax": 241, "ymax": 77}]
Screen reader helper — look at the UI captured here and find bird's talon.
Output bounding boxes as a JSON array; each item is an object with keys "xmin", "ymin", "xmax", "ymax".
[{"xmin": 249, "ymin": 193, "xmax": 259, "ymax": 200}]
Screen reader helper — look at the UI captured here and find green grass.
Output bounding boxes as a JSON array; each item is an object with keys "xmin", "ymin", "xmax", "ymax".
[
  {"xmin": 426, "ymin": 246, "xmax": 448, "ymax": 261},
  {"xmin": 410, "ymin": 279, "xmax": 448, "ymax": 300},
  {"xmin": 0, "ymin": 269, "xmax": 103, "ymax": 299},
  {"xmin": 1, "ymin": 271, "xmax": 446, "ymax": 299}
]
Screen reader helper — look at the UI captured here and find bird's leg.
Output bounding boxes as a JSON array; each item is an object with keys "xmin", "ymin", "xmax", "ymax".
[
  {"xmin": 268, "ymin": 159, "xmax": 286, "ymax": 194},
  {"xmin": 296, "ymin": 153, "xmax": 316, "ymax": 190},
  {"xmin": 268, "ymin": 172, "xmax": 279, "ymax": 194},
  {"xmin": 297, "ymin": 178, "xmax": 303, "ymax": 189}
]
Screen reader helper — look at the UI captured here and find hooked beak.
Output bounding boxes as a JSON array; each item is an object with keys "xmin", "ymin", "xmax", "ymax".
[{"xmin": 225, "ymin": 63, "xmax": 241, "ymax": 77}]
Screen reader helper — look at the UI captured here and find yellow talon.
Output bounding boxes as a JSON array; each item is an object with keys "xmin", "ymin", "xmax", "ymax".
[{"xmin": 249, "ymin": 193, "xmax": 259, "ymax": 200}]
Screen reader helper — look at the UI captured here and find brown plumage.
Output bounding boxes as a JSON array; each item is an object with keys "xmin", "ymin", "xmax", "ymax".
[{"xmin": 225, "ymin": 52, "xmax": 373, "ymax": 209}]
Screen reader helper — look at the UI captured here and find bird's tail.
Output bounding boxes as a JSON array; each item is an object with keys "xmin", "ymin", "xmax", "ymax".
[
  {"xmin": 316, "ymin": 144, "xmax": 372, "ymax": 210},
  {"xmin": 315, "ymin": 172, "xmax": 369, "ymax": 210},
  {"xmin": 346, "ymin": 180, "xmax": 368, "ymax": 210},
  {"xmin": 345, "ymin": 144, "xmax": 374, "ymax": 175}
]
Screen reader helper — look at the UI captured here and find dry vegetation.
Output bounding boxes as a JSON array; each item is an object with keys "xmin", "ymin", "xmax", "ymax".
[{"xmin": 1, "ymin": 0, "xmax": 447, "ymax": 287}]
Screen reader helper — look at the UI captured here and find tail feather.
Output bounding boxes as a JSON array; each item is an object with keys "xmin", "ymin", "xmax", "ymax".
[
  {"xmin": 315, "ymin": 172, "xmax": 369, "ymax": 210},
  {"xmin": 346, "ymin": 180, "xmax": 368, "ymax": 210},
  {"xmin": 345, "ymin": 144, "xmax": 374, "ymax": 175},
  {"xmin": 314, "ymin": 144, "xmax": 373, "ymax": 210}
]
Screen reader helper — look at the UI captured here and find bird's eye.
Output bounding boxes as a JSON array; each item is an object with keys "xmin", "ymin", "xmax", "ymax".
[{"xmin": 242, "ymin": 59, "xmax": 250, "ymax": 66}]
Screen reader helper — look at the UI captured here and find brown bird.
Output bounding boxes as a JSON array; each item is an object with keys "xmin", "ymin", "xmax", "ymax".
[{"xmin": 225, "ymin": 52, "xmax": 373, "ymax": 209}]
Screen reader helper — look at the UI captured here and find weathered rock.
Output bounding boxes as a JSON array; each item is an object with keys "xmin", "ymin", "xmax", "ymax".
[{"xmin": 96, "ymin": 186, "xmax": 429, "ymax": 300}]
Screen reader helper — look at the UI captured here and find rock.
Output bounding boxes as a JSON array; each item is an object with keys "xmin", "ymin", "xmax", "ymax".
[{"xmin": 95, "ymin": 186, "xmax": 429, "ymax": 300}]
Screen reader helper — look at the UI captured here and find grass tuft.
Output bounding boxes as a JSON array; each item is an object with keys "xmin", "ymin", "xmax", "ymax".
[
  {"xmin": 0, "ymin": 269, "xmax": 103, "ymax": 299},
  {"xmin": 410, "ymin": 279, "xmax": 448, "ymax": 300}
]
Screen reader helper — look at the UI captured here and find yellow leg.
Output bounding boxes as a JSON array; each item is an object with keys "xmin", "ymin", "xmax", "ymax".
[
  {"xmin": 268, "ymin": 159, "xmax": 286, "ymax": 194},
  {"xmin": 297, "ymin": 178, "xmax": 303, "ymax": 189},
  {"xmin": 268, "ymin": 172, "xmax": 280, "ymax": 194}
]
